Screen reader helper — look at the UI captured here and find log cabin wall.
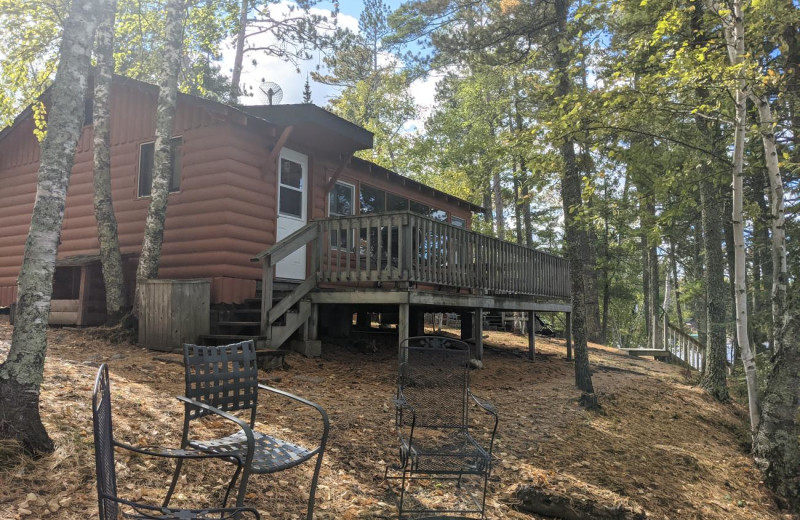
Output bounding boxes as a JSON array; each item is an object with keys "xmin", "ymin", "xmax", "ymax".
[
  {"xmin": 0, "ymin": 80, "xmax": 260, "ymax": 307},
  {"xmin": 0, "ymin": 77, "xmax": 478, "ymax": 309}
]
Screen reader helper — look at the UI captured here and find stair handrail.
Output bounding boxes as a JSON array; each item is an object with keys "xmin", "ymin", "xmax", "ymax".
[
  {"xmin": 664, "ymin": 316, "xmax": 705, "ymax": 370},
  {"xmin": 251, "ymin": 221, "xmax": 321, "ymax": 339}
]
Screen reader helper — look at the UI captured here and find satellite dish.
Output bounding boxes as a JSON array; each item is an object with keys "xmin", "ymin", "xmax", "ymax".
[{"xmin": 258, "ymin": 81, "xmax": 284, "ymax": 105}]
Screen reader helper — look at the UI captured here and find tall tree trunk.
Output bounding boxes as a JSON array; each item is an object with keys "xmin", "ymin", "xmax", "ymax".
[
  {"xmin": 753, "ymin": 298, "xmax": 800, "ymax": 507},
  {"xmin": 709, "ymin": 0, "xmax": 760, "ymax": 432},
  {"xmin": 642, "ymin": 230, "xmax": 651, "ymax": 346},
  {"xmin": 583, "ymin": 233, "xmax": 602, "ymax": 343},
  {"xmin": 135, "ymin": 0, "xmax": 185, "ymax": 310},
  {"xmin": 230, "ymin": 0, "xmax": 248, "ymax": 101},
  {"xmin": 0, "ymin": 0, "xmax": 100, "ymax": 455},
  {"xmin": 669, "ymin": 240, "xmax": 683, "ymax": 330},
  {"xmin": 750, "ymin": 93, "xmax": 789, "ymax": 353},
  {"xmin": 521, "ymin": 181, "xmax": 533, "ymax": 247},
  {"xmin": 699, "ymin": 161, "xmax": 729, "ymax": 400},
  {"xmin": 554, "ymin": 0, "xmax": 595, "ymax": 398},
  {"xmin": 753, "ymin": 170, "xmax": 773, "ymax": 351},
  {"xmin": 493, "ymin": 172, "xmax": 504, "ymax": 238},
  {"xmin": 646, "ymin": 201, "xmax": 661, "ymax": 350},
  {"xmin": 693, "ymin": 224, "xmax": 708, "ymax": 350},
  {"xmin": 93, "ymin": 0, "xmax": 127, "ymax": 322},
  {"xmin": 513, "ymin": 166, "xmax": 523, "ymax": 245}
]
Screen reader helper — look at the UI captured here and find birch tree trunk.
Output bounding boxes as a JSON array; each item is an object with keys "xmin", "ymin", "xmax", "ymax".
[
  {"xmin": 750, "ymin": 93, "xmax": 788, "ymax": 352},
  {"xmin": 709, "ymin": 0, "xmax": 760, "ymax": 432},
  {"xmin": 93, "ymin": 0, "xmax": 128, "ymax": 321},
  {"xmin": 0, "ymin": 0, "xmax": 100, "ymax": 455},
  {"xmin": 135, "ymin": 0, "xmax": 186, "ymax": 311}
]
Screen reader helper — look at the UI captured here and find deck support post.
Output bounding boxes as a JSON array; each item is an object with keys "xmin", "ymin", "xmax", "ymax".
[
  {"xmin": 398, "ymin": 303, "xmax": 410, "ymax": 361},
  {"xmin": 565, "ymin": 311, "xmax": 573, "ymax": 360},
  {"xmin": 460, "ymin": 310, "xmax": 473, "ymax": 341},
  {"xmin": 528, "ymin": 311, "xmax": 536, "ymax": 361},
  {"xmin": 261, "ymin": 261, "xmax": 273, "ymax": 339},
  {"xmin": 473, "ymin": 307, "xmax": 484, "ymax": 360},
  {"xmin": 410, "ymin": 307, "xmax": 424, "ymax": 336}
]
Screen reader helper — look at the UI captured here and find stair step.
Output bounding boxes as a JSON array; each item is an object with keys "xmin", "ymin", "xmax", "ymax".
[
  {"xmin": 199, "ymin": 334, "xmax": 264, "ymax": 341},
  {"xmin": 216, "ymin": 321, "xmax": 260, "ymax": 327}
]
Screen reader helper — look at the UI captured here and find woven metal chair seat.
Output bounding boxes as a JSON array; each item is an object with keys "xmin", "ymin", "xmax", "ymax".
[
  {"xmin": 190, "ymin": 431, "xmax": 317, "ymax": 474},
  {"xmin": 121, "ymin": 507, "xmax": 254, "ymax": 519},
  {"xmin": 401, "ymin": 429, "xmax": 490, "ymax": 474}
]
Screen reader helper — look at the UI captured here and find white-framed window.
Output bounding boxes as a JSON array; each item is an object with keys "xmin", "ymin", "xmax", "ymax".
[
  {"xmin": 137, "ymin": 137, "xmax": 182, "ymax": 198},
  {"xmin": 451, "ymin": 216, "xmax": 466, "ymax": 228},
  {"xmin": 329, "ymin": 181, "xmax": 355, "ymax": 249},
  {"xmin": 278, "ymin": 157, "xmax": 304, "ymax": 218}
]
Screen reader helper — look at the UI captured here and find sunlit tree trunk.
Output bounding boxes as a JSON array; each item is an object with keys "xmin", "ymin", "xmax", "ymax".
[
  {"xmin": 93, "ymin": 0, "xmax": 127, "ymax": 321},
  {"xmin": 708, "ymin": 0, "xmax": 759, "ymax": 432},
  {"xmin": 0, "ymin": 0, "xmax": 101, "ymax": 455},
  {"xmin": 230, "ymin": 0, "xmax": 248, "ymax": 101},
  {"xmin": 135, "ymin": 0, "xmax": 185, "ymax": 311}
]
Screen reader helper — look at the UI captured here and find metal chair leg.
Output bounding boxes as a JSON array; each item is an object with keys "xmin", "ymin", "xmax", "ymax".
[
  {"xmin": 222, "ymin": 463, "xmax": 243, "ymax": 509},
  {"xmin": 305, "ymin": 451, "xmax": 325, "ymax": 520},
  {"xmin": 163, "ymin": 457, "xmax": 184, "ymax": 507}
]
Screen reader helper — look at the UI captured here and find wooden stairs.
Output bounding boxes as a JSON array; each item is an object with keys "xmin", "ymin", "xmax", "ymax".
[{"xmin": 200, "ymin": 280, "xmax": 310, "ymax": 356}]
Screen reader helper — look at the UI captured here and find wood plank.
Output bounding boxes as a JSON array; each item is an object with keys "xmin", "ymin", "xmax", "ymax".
[
  {"xmin": 398, "ymin": 303, "xmax": 409, "ymax": 361},
  {"xmin": 267, "ymin": 275, "xmax": 316, "ymax": 324},
  {"xmin": 51, "ymin": 299, "xmax": 80, "ymax": 312}
]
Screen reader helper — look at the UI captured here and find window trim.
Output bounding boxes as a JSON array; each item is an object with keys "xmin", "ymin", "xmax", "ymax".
[
  {"xmin": 451, "ymin": 216, "xmax": 466, "ymax": 228},
  {"xmin": 136, "ymin": 136, "xmax": 183, "ymax": 199},
  {"xmin": 277, "ymin": 151, "xmax": 307, "ymax": 221}
]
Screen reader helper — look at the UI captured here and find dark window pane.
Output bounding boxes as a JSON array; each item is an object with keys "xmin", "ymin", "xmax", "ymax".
[
  {"xmin": 410, "ymin": 200, "xmax": 430, "ymax": 216},
  {"xmin": 360, "ymin": 184, "xmax": 385, "ymax": 214},
  {"xmin": 280, "ymin": 158, "xmax": 303, "ymax": 189},
  {"xmin": 329, "ymin": 182, "xmax": 353, "ymax": 216},
  {"xmin": 387, "ymin": 193, "xmax": 409, "ymax": 211},
  {"xmin": 279, "ymin": 187, "xmax": 302, "ymax": 217},
  {"xmin": 84, "ymin": 98, "xmax": 93, "ymax": 126},
  {"xmin": 431, "ymin": 209, "xmax": 447, "ymax": 221},
  {"xmin": 138, "ymin": 142, "xmax": 154, "ymax": 197},
  {"xmin": 451, "ymin": 216, "xmax": 466, "ymax": 228},
  {"xmin": 138, "ymin": 138, "xmax": 181, "ymax": 197}
]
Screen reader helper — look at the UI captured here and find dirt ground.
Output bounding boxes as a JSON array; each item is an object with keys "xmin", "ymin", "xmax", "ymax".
[{"xmin": 0, "ymin": 314, "xmax": 789, "ymax": 519}]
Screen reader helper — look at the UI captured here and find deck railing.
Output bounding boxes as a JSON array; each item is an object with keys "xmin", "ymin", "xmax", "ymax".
[
  {"xmin": 664, "ymin": 319, "xmax": 705, "ymax": 371},
  {"xmin": 314, "ymin": 211, "xmax": 570, "ymax": 299}
]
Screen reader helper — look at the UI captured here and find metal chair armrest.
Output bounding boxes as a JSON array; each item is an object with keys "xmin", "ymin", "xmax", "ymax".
[
  {"xmin": 256, "ymin": 384, "xmax": 329, "ymax": 447},
  {"xmin": 176, "ymin": 396, "xmax": 256, "ymax": 463},
  {"xmin": 469, "ymin": 391, "xmax": 498, "ymax": 417}
]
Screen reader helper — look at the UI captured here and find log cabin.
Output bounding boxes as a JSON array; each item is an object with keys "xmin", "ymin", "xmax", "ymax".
[{"xmin": 0, "ymin": 75, "xmax": 571, "ymax": 358}]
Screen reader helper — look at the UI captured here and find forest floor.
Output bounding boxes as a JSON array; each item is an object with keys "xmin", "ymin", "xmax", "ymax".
[{"xmin": 0, "ymin": 314, "xmax": 791, "ymax": 520}]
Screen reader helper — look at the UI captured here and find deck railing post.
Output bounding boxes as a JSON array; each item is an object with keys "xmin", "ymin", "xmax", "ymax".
[{"xmin": 261, "ymin": 258, "xmax": 273, "ymax": 339}]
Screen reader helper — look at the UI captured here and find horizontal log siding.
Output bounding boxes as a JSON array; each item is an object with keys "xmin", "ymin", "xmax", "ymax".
[{"xmin": 0, "ymin": 81, "xmax": 258, "ymax": 306}]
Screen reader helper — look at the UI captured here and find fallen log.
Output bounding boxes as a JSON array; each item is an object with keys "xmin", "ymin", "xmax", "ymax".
[{"xmin": 513, "ymin": 484, "xmax": 646, "ymax": 520}]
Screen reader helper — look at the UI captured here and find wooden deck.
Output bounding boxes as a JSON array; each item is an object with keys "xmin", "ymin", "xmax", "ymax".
[{"xmin": 249, "ymin": 211, "xmax": 573, "ymax": 357}]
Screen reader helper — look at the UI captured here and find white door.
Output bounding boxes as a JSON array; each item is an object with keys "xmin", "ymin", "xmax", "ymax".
[{"xmin": 275, "ymin": 148, "xmax": 308, "ymax": 279}]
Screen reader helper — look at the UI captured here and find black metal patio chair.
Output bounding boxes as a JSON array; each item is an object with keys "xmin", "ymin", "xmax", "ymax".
[
  {"xmin": 387, "ymin": 336, "xmax": 498, "ymax": 519},
  {"xmin": 164, "ymin": 340, "xmax": 329, "ymax": 520},
  {"xmin": 92, "ymin": 364, "xmax": 260, "ymax": 519}
]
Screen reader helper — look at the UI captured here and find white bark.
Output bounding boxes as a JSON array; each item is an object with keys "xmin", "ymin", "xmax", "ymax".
[
  {"xmin": 230, "ymin": 0, "xmax": 248, "ymax": 102},
  {"xmin": 0, "ymin": 0, "xmax": 101, "ymax": 454},
  {"xmin": 709, "ymin": 0, "xmax": 760, "ymax": 432},
  {"xmin": 93, "ymin": 0, "xmax": 127, "ymax": 319},
  {"xmin": 135, "ymin": 0, "xmax": 185, "ymax": 311},
  {"xmin": 750, "ymin": 92, "xmax": 788, "ymax": 351}
]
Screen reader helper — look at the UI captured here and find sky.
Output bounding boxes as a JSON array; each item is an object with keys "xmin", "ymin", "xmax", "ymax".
[{"xmin": 218, "ymin": 0, "xmax": 439, "ymax": 128}]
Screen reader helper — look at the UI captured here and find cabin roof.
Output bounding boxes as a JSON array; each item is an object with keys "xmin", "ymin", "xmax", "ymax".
[{"xmin": 0, "ymin": 74, "xmax": 485, "ymax": 213}]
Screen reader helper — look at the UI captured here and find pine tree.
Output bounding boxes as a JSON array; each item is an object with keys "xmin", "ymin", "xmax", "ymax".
[{"xmin": 303, "ymin": 75, "xmax": 312, "ymax": 103}]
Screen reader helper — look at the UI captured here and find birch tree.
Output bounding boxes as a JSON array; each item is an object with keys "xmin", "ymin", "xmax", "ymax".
[
  {"xmin": 134, "ymin": 0, "xmax": 186, "ymax": 309},
  {"xmin": 93, "ymin": 0, "xmax": 128, "ymax": 321},
  {"xmin": 0, "ymin": 0, "xmax": 101, "ymax": 454},
  {"xmin": 706, "ymin": 0, "xmax": 760, "ymax": 431}
]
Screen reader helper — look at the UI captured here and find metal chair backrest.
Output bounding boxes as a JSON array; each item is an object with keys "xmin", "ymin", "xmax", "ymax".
[
  {"xmin": 92, "ymin": 364, "xmax": 120, "ymax": 520},
  {"xmin": 399, "ymin": 336, "xmax": 470, "ymax": 429},
  {"xmin": 183, "ymin": 341, "xmax": 259, "ymax": 425}
]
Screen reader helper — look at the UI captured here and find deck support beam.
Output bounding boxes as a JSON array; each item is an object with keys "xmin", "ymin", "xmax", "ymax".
[
  {"xmin": 473, "ymin": 307, "xmax": 483, "ymax": 360},
  {"xmin": 398, "ymin": 303, "xmax": 410, "ymax": 361},
  {"xmin": 565, "ymin": 312, "xmax": 573, "ymax": 360},
  {"xmin": 460, "ymin": 310, "xmax": 473, "ymax": 342},
  {"xmin": 528, "ymin": 311, "xmax": 536, "ymax": 361}
]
